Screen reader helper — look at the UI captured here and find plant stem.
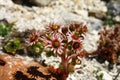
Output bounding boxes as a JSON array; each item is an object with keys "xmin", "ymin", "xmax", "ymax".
[{"xmin": 61, "ymin": 52, "xmax": 69, "ymax": 80}]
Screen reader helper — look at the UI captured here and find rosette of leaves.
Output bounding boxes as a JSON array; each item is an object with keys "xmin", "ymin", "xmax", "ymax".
[
  {"xmin": 0, "ymin": 20, "xmax": 13, "ymax": 37},
  {"xmin": 4, "ymin": 38, "xmax": 22, "ymax": 55},
  {"xmin": 27, "ymin": 42, "xmax": 44, "ymax": 57},
  {"xmin": 96, "ymin": 24, "xmax": 120, "ymax": 64}
]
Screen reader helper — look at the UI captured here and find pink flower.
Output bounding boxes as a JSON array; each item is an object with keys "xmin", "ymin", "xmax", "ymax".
[
  {"xmin": 45, "ymin": 34, "xmax": 64, "ymax": 54},
  {"xmin": 72, "ymin": 41, "xmax": 82, "ymax": 50},
  {"xmin": 67, "ymin": 31, "xmax": 82, "ymax": 42},
  {"xmin": 67, "ymin": 23, "xmax": 87, "ymax": 42},
  {"xmin": 45, "ymin": 23, "xmax": 60, "ymax": 34},
  {"xmin": 28, "ymin": 31, "xmax": 40, "ymax": 46}
]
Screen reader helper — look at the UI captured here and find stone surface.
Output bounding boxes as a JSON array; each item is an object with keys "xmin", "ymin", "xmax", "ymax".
[
  {"xmin": 107, "ymin": 1, "xmax": 120, "ymax": 16},
  {"xmin": 83, "ymin": 30, "xmax": 100, "ymax": 53},
  {"xmin": 97, "ymin": 71, "xmax": 112, "ymax": 80},
  {"xmin": 30, "ymin": 0, "xmax": 52, "ymax": 6},
  {"xmin": 0, "ymin": 0, "xmax": 106, "ymax": 32},
  {"xmin": 0, "ymin": 54, "xmax": 56, "ymax": 80}
]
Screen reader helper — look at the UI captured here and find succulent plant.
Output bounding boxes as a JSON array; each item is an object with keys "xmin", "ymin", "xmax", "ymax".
[
  {"xmin": 41, "ymin": 23, "xmax": 87, "ymax": 80},
  {"xmin": 4, "ymin": 38, "xmax": 22, "ymax": 55},
  {"xmin": 0, "ymin": 19, "xmax": 13, "ymax": 37},
  {"xmin": 95, "ymin": 24, "xmax": 120, "ymax": 64},
  {"xmin": 27, "ymin": 42, "xmax": 44, "ymax": 56}
]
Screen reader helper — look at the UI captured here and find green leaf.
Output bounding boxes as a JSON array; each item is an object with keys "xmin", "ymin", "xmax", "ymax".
[
  {"xmin": 0, "ymin": 24, "xmax": 12, "ymax": 37},
  {"xmin": 36, "ymin": 42, "xmax": 44, "ymax": 49},
  {"xmin": 97, "ymin": 73, "xmax": 103, "ymax": 80},
  {"xmin": 4, "ymin": 38, "xmax": 22, "ymax": 54},
  {"xmin": 46, "ymin": 51, "xmax": 53, "ymax": 57}
]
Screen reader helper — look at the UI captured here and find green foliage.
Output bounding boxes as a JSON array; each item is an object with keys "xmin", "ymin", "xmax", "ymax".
[
  {"xmin": 97, "ymin": 73, "xmax": 103, "ymax": 80},
  {"xmin": 103, "ymin": 16, "xmax": 120, "ymax": 26},
  {"xmin": 28, "ymin": 42, "xmax": 44, "ymax": 56},
  {"xmin": 103, "ymin": 12, "xmax": 120, "ymax": 26},
  {"xmin": 4, "ymin": 38, "xmax": 22, "ymax": 54},
  {"xmin": 46, "ymin": 51, "xmax": 53, "ymax": 57},
  {"xmin": 0, "ymin": 23, "xmax": 12, "ymax": 37},
  {"xmin": 46, "ymin": 51, "xmax": 57, "ymax": 57}
]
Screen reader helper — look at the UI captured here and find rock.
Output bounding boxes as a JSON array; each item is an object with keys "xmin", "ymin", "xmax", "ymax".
[
  {"xmin": 0, "ymin": 54, "xmax": 56, "ymax": 80},
  {"xmin": 58, "ymin": 10, "xmax": 85, "ymax": 24},
  {"xmin": 12, "ymin": 0, "xmax": 36, "ymax": 7},
  {"xmin": 102, "ymin": 0, "xmax": 111, "ymax": 3},
  {"xmin": 87, "ymin": 17, "xmax": 103, "ymax": 31},
  {"xmin": 48, "ymin": 0, "xmax": 107, "ymax": 18},
  {"xmin": 30, "ymin": 0, "xmax": 52, "ymax": 6},
  {"xmin": 83, "ymin": 30, "xmax": 100, "ymax": 53},
  {"xmin": 74, "ymin": 10, "xmax": 88, "ymax": 18},
  {"xmin": 97, "ymin": 71, "xmax": 112, "ymax": 80},
  {"xmin": 113, "ymin": 16, "xmax": 120, "ymax": 22},
  {"xmin": 105, "ymin": 61, "xmax": 109, "ymax": 66},
  {"xmin": 107, "ymin": 1, "xmax": 120, "ymax": 16},
  {"xmin": 41, "ymin": 52, "xmax": 61, "ymax": 68},
  {"xmin": 12, "ymin": 0, "xmax": 23, "ymax": 4}
]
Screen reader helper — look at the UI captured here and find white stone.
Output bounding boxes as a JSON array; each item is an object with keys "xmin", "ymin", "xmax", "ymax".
[
  {"xmin": 31, "ymin": 0, "xmax": 52, "ymax": 6},
  {"xmin": 41, "ymin": 52, "xmax": 61, "ymax": 68},
  {"xmin": 83, "ymin": 30, "xmax": 100, "ymax": 53},
  {"xmin": 74, "ymin": 9, "xmax": 88, "ymax": 18},
  {"xmin": 114, "ymin": 16, "xmax": 120, "ymax": 21},
  {"xmin": 97, "ymin": 71, "xmax": 112, "ymax": 80},
  {"xmin": 48, "ymin": 0, "xmax": 107, "ymax": 16}
]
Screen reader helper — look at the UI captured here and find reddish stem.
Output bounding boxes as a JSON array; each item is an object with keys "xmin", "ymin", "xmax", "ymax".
[
  {"xmin": 59, "ymin": 48, "xmax": 69, "ymax": 80},
  {"xmin": 61, "ymin": 57, "xmax": 69, "ymax": 80}
]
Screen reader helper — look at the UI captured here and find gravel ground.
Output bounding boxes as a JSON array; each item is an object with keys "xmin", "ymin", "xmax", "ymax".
[{"xmin": 0, "ymin": 0, "xmax": 120, "ymax": 80}]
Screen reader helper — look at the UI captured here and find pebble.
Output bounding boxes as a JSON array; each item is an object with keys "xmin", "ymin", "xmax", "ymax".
[{"xmin": 97, "ymin": 71, "xmax": 112, "ymax": 80}]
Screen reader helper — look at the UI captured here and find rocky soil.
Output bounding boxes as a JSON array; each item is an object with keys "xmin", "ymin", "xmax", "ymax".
[{"xmin": 0, "ymin": 0, "xmax": 120, "ymax": 80}]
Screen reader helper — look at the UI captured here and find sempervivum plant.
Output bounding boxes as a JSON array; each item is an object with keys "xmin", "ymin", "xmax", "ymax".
[
  {"xmin": 27, "ymin": 41, "xmax": 44, "ymax": 57},
  {"xmin": 26, "ymin": 31, "xmax": 44, "ymax": 57},
  {"xmin": 41, "ymin": 23, "xmax": 87, "ymax": 80},
  {"xmin": 3, "ymin": 29, "xmax": 44, "ymax": 56},
  {"xmin": 0, "ymin": 19, "xmax": 13, "ymax": 37},
  {"xmin": 96, "ymin": 24, "xmax": 120, "ymax": 64},
  {"xmin": 4, "ymin": 38, "xmax": 23, "ymax": 55}
]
